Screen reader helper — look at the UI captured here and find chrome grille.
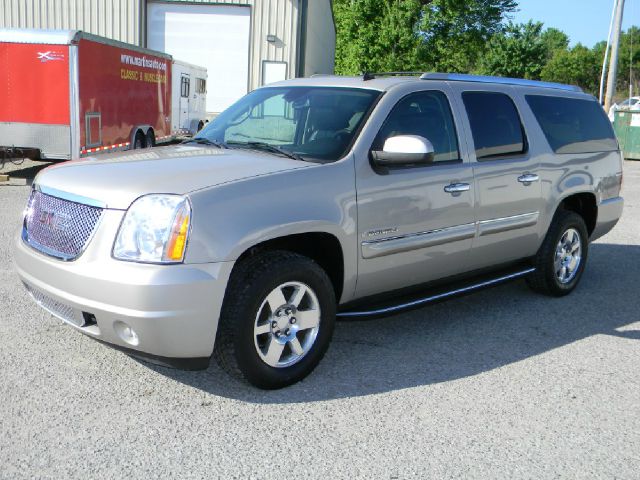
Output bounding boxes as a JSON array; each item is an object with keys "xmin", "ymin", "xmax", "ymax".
[
  {"xmin": 26, "ymin": 284, "xmax": 82, "ymax": 327},
  {"xmin": 23, "ymin": 190, "xmax": 103, "ymax": 261}
]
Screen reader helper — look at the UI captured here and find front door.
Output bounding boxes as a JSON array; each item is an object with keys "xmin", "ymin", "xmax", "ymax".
[{"xmin": 355, "ymin": 88, "xmax": 476, "ymax": 298}]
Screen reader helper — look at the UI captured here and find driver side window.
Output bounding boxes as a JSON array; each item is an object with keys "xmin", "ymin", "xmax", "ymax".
[{"xmin": 373, "ymin": 90, "xmax": 460, "ymax": 163}]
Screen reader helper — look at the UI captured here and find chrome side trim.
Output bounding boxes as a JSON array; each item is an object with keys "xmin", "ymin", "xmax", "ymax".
[
  {"xmin": 478, "ymin": 212, "xmax": 539, "ymax": 237},
  {"xmin": 361, "ymin": 223, "xmax": 476, "ymax": 259},
  {"xmin": 337, "ymin": 268, "xmax": 536, "ymax": 318},
  {"xmin": 35, "ymin": 184, "xmax": 108, "ymax": 209}
]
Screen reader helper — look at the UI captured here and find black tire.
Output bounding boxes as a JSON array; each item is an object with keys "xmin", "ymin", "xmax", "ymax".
[
  {"xmin": 133, "ymin": 132, "xmax": 145, "ymax": 149},
  {"xmin": 527, "ymin": 210, "xmax": 589, "ymax": 296},
  {"xmin": 214, "ymin": 251, "xmax": 336, "ymax": 389},
  {"xmin": 197, "ymin": 120, "xmax": 204, "ymax": 132},
  {"xmin": 145, "ymin": 130, "xmax": 155, "ymax": 148}
]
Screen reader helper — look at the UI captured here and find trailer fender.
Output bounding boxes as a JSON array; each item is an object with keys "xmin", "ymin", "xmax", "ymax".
[{"xmin": 129, "ymin": 125, "xmax": 152, "ymax": 149}]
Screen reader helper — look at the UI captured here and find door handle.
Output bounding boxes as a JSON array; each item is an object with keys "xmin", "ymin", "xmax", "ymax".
[
  {"xmin": 518, "ymin": 173, "xmax": 539, "ymax": 184},
  {"xmin": 444, "ymin": 183, "xmax": 470, "ymax": 194}
]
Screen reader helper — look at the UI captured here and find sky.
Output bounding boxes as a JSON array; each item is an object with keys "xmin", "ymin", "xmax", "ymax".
[{"xmin": 512, "ymin": 0, "xmax": 637, "ymax": 48}]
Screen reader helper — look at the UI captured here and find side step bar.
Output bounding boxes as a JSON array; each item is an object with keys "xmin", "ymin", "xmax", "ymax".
[{"xmin": 337, "ymin": 268, "xmax": 536, "ymax": 319}]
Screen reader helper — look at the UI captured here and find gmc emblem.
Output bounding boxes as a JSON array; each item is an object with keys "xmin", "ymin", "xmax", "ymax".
[{"xmin": 38, "ymin": 211, "xmax": 71, "ymax": 231}]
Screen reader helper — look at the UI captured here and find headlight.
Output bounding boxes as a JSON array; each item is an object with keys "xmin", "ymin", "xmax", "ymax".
[{"xmin": 113, "ymin": 194, "xmax": 191, "ymax": 263}]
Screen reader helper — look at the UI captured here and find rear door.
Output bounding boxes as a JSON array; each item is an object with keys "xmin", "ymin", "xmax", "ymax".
[
  {"xmin": 354, "ymin": 87, "xmax": 476, "ymax": 298},
  {"xmin": 453, "ymin": 86, "xmax": 543, "ymax": 269},
  {"xmin": 179, "ymin": 73, "xmax": 190, "ymax": 130}
]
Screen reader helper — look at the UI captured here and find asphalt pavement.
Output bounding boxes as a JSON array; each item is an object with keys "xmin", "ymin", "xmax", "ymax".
[{"xmin": 1, "ymin": 159, "xmax": 639, "ymax": 479}]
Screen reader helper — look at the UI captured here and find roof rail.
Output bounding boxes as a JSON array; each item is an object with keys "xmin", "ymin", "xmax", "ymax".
[
  {"xmin": 420, "ymin": 73, "xmax": 583, "ymax": 93},
  {"xmin": 362, "ymin": 72, "xmax": 423, "ymax": 81}
]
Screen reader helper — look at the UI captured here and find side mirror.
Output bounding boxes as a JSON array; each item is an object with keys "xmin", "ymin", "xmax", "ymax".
[{"xmin": 371, "ymin": 135, "xmax": 435, "ymax": 167}]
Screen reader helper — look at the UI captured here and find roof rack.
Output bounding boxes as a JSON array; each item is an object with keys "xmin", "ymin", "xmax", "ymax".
[
  {"xmin": 420, "ymin": 73, "xmax": 583, "ymax": 93},
  {"xmin": 362, "ymin": 72, "xmax": 423, "ymax": 81}
]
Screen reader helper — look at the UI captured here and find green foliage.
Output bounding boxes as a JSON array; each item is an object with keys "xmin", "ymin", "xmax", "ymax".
[
  {"xmin": 332, "ymin": 0, "xmax": 517, "ymax": 75},
  {"xmin": 541, "ymin": 45, "xmax": 601, "ymax": 94},
  {"xmin": 477, "ymin": 21, "xmax": 547, "ymax": 79},
  {"xmin": 331, "ymin": 0, "xmax": 640, "ymax": 100},
  {"xmin": 418, "ymin": 0, "xmax": 518, "ymax": 72},
  {"xmin": 332, "ymin": 0, "xmax": 424, "ymax": 75},
  {"xmin": 540, "ymin": 28, "xmax": 570, "ymax": 59}
]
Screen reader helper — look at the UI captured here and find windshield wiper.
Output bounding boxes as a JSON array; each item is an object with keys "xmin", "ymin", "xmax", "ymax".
[
  {"xmin": 182, "ymin": 137, "xmax": 228, "ymax": 149},
  {"xmin": 227, "ymin": 141, "xmax": 304, "ymax": 161}
]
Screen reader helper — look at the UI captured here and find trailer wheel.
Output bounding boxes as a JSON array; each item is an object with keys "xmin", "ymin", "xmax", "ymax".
[
  {"xmin": 145, "ymin": 130, "xmax": 155, "ymax": 148},
  {"xmin": 197, "ymin": 120, "xmax": 205, "ymax": 132},
  {"xmin": 133, "ymin": 132, "xmax": 145, "ymax": 149}
]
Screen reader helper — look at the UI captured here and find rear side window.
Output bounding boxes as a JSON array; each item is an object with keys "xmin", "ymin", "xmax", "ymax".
[
  {"xmin": 462, "ymin": 92, "xmax": 526, "ymax": 159},
  {"xmin": 525, "ymin": 95, "xmax": 618, "ymax": 154}
]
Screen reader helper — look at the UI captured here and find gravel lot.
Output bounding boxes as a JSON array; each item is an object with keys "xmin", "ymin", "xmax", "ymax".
[{"xmin": 1, "ymin": 159, "xmax": 639, "ymax": 479}]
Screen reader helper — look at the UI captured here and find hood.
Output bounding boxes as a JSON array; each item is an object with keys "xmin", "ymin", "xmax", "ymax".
[{"xmin": 34, "ymin": 145, "xmax": 312, "ymax": 209}]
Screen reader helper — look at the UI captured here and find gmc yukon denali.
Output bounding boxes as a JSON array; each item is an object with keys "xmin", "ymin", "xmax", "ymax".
[{"xmin": 14, "ymin": 73, "xmax": 624, "ymax": 389}]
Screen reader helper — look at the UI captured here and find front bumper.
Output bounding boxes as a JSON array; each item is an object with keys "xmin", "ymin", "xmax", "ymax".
[
  {"xmin": 591, "ymin": 196, "xmax": 624, "ymax": 241},
  {"xmin": 14, "ymin": 208, "xmax": 234, "ymax": 367}
]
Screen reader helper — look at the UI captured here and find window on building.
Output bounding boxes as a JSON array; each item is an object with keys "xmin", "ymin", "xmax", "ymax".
[
  {"xmin": 525, "ymin": 95, "xmax": 618, "ymax": 154},
  {"xmin": 462, "ymin": 92, "xmax": 526, "ymax": 159}
]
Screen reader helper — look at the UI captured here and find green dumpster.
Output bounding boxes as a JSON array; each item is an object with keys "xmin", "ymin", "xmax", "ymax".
[{"xmin": 613, "ymin": 109, "xmax": 640, "ymax": 160}]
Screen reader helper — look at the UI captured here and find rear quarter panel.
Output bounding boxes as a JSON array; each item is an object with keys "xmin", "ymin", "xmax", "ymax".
[{"xmin": 514, "ymin": 89, "xmax": 623, "ymax": 244}]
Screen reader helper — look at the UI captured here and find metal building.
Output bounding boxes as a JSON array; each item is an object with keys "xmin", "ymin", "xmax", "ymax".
[{"xmin": 0, "ymin": 0, "xmax": 336, "ymax": 113}]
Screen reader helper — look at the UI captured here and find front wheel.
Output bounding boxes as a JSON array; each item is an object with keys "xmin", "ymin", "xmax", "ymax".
[
  {"xmin": 214, "ymin": 251, "xmax": 336, "ymax": 389},
  {"xmin": 527, "ymin": 210, "xmax": 589, "ymax": 296}
]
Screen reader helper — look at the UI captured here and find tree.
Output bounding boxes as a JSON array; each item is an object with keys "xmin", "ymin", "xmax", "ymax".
[
  {"xmin": 332, "ymin": 0, "xmax": 517, "ymax": 75},
  {"xmin": 418, "ymin": 0, "xmax": 518, "ymax": 72},
  {"xmin": 541, "ymin": 28, "xmax": 570, "ymax": 60},
  {"xmin": 477, "ymin": 21, "xmax": 547, "ymax": 79},
  {"xmin": 541, "ymin": 44, "xmax": 601, "ymax": 95},
  {"xmin": 332, "ymin": 0, "xmax": 424, "ymax": 75}
]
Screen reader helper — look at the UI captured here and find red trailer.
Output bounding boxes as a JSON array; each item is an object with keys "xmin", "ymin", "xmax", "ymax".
[{"xmin": 0, "ymin": 29, "xmax": 177, "ymax": 161}]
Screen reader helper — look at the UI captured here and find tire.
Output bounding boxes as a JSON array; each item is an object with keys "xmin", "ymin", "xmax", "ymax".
[
  {"xmin": 526, "ymin": 210, "xmax": 589, "ymax": 296},
  {"xmin": 145, "ymin": 130, "xmax": 155, "ymax": 148},
  {"xmin": 214, "ymin": 251, "xmax": 336, "ymax": 389},
  {"xmin": 197, "ymin": 120, "xmax": 204, "ymax": 132},
  {"xmin": 133, "ymin": 132, "xmax": 145, "ymax": 149}
]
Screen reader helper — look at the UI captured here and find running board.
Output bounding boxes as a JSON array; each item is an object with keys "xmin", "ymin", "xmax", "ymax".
[{"xmin": 337, "ymin": 267, "xmax": 536, "ymax": 318}]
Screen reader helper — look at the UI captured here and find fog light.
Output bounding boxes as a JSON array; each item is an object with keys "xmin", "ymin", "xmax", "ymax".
[{"xmin": 114, "ymin": 321, "xmax": 139, "ymax": 346}]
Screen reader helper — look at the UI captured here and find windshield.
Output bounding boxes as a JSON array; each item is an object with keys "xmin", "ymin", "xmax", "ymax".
[{"xmin": 195, "ymin": 87, "xmax": 381, "ymax": 162}]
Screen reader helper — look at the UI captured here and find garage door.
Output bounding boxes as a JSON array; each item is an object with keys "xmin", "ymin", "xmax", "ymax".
[{"xmin": 147, "ymin": 3, "xmax": 251, "ymax": 113}]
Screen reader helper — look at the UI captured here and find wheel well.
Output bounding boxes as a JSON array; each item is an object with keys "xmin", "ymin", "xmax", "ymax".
[
  {"xmin": 559, "ymin": 193, "xmax": 597, "ymax": 235},
  {"xmin": 236, "ymin": 233, "xmax": 345, "ymax": 301}
]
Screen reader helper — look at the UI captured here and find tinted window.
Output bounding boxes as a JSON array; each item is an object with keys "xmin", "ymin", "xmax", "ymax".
[
  {"xmin": 462, "ymin": 92, "xmax": 526, "ymax": 159},
  {"xmin": 374, "ymin": 90, "xmax": 460, "ymax": 162},
  {"xmin": 526, "ymin": 95, "xmax": 618, "ymax": 154}
]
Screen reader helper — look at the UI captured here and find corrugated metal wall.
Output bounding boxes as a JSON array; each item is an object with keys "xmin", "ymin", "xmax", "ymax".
[
  {"xmin": 0, "ymin": 0, "xmax": 304, "ymax": 90},
  {"xmin": 0, "ymin": 0, "xmax": 143, "ymax": 45}
]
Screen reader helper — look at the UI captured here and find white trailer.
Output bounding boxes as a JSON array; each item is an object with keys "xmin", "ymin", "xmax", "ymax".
[{"xmin": 171, "ymin": 59, "xmax": 208, "ymax": 137}]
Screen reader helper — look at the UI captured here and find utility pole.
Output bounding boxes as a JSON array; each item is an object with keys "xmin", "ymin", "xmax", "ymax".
[{"xmin": 605, "ymin": 0, "xmax": 626, "ymax": 111}]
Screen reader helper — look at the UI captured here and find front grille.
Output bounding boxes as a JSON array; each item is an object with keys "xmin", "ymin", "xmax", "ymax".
[
  {"xmin": 23, "ymin": 190, "xmax": 103, "ymax": 261},
  {"xmin": 26, "ymin": 284, "xmax": 82, "ymax": 327}
]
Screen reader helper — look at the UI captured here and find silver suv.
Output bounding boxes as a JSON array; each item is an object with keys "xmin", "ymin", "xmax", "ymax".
[{"xmin": 14, "ymin": 73, "xmax": 624, "ymax": 389}]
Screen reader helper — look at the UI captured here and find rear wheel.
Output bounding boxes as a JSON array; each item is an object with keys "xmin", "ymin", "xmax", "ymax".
[
  {"xmin": 527, "ymin": 210, "xmax": 589, "ymax": 296},
  {"xmin": 145, "ymin": 130, "xmax": 155, "ymax": 148},
  {"xmin": 214, "ymin": 251, "xmax": 336, "ymax": 389}
]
